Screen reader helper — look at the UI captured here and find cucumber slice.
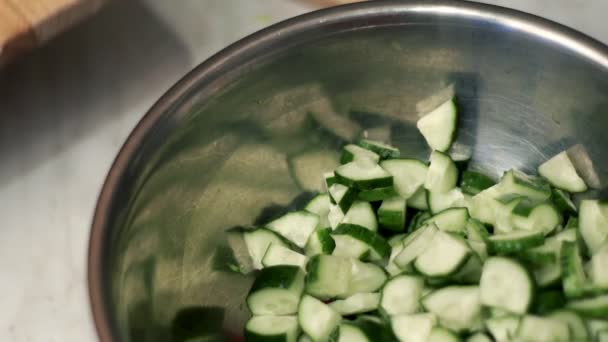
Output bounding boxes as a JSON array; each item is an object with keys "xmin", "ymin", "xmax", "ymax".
[
  {"xmin": 511, "ymin": 200, "xmax": 562, "ymax": 235},
  {"xmin": 551, "ymin": 188, "xmax": 577, "ymax": 215},
  {"xmin": 358, "ymin": 139, "xmax": 400, "ymax": 159},
  {"xmin": 262, "ymin": 244, "xmax": 307, "ymax": 269},
  {"xmin": 324, "ymin": 172, "xmax": 337, "ymax": 190},
  {"xmin": 534, "ymin": 261, "xmax": 562, "ymax": 288},
  {"xmin": 391, "ymin": 313, "xmax": 437, "ymax": 342},
  {"xmin": 414, "ymin": 230, "xmax": 470, "ymax": 278},
  {"xmin": 567, "ymin": 294, "xmax": 608, "ymax": 318},
  {"xmin": 328, "ymin": 183, "xmax": 358, "ymax": 213},
  {"xmin": 579, "ymin": 200, "xmax": 608, "ymax": 254},
  {"xmin": 461, "ymin": 170, "xmax": 496, "ymax": 196},
  {"xmin": 328, "ymin": 203, "xmax": 345, "ymax": 230},
  {"xmin": 500, "ymin": 169, "xmax": 551, "ymax": 201},
  {"xmin": 516, "ymin": 315, "xmax": 570, "ymax": 342},
  {"xmin": 468, "ymin": 240, "xmax": 488, "ymax": 261},
  {"xmin": 305, "ymin": 193, "xmax": 331, "ymax": 228},
  {"xmin": 469, "ymin": 183, "xmax": 504, "ymax": 225},
  {"xmin": 380, "ymin": 275, "xmax": 424, "ymax": 315},
  {"xmin": 379, "ymin": 159, "xmax": 429, "ymax": 199},
  {"xmin": 378, "ymin": 196, "xmax": 407, "ymax": 231},
  {"xmin": 428, "ymin": 327, "xmax": 459, "ymax": 342},
  {"xmin": 388, "ymin": 233, "xmax": 407, "ymax": 247},
  {"xmin": 588, "ymin": 320, "xmax": 608, "ymax": 341},
  {"xmin": 341, "ymin": 144, "xmax": 380, "ymax": 164},
  {"xmin": 466, "ymin": 333, "xmax": 492, "ymax": 342},
  {"xmin": 332, "ymin": 224, "xmax": 390, "ymax": 260},
  {"xmin": 335, "ymin": 158, "xmax": 393, "ymax": 190},
  {"xmin": 298, "ymin": 295, "xmax": 340, "ymax": 341},
  {"xmin": 427, "ymin": 187, "xmax": 466, "ymax": 213},
  {"xmin": 538, "ymin": 151, "xmax": 588, "ymax": 193},
  {"xmin": 245, "ymin": 315, "xmax": 298, "ymax": 342},
  {"xmin": 343, "ymin": 201, "xmax": 378, "ymax": 231},
  {"xmin": 305, "ymin": 228, "xmax": 336, "ymax": 256},
  {"xmin": 243, "ymin": 228, "xmax": 292, "ymax": 270},
  {"xmin": 422, "ymin": 286, "xmax": 482, "ymax": 333},
  {"xmin": 480, "ymin": 257, "xmax": 533, "ymax": 314},
  {"xmin": 561, "ymin": 241, "xmax": 588, "ymax": 298},
  {"xmin": 485, "ymin": 315, "xmax": 520, "ymax": 341},
  {"xmin": 386, "ymin": 241, "xmax": 407, "ymax": 276},
  {"xmin": 394, "ymin": 224, "xmax": 438, "ymax": 268},
  {"xmin": 328, "ymin": 292, "xmax": 380, "ymax": 315},
  {"xmin": 338, "ymin": 317, "xmax": 393, "ymax": 342},
  {"xmin": 423, "ymin": 207, "xmax": 469, "ymax": 233},
  {"xmin": 332, "ymin": 234, "xmax": 370, "ymax": 260},
  {"xmin": 451, "ymin": 253, "xmax": 483, "ymax": 284},
  {"xmin": 487, "ymin": 229, "xmax": 544, "ymax": 254},
  {"xmin": 425, "ymin": 151, "xmax": 458, "ymax": 193},
  {"xmin": 466, "ymin": 218, "xmax": 489, "ymax": 242},
  {"xmin": 346, "ymin": 258, "xmax": 388, "ymax": 297},
  {"xmin": 408, "ymin": 186, "xmax": 429, "ymax": 210},
  {"xmin": 416, "ymin": 97, "xmax": 458, "ymax": 152},
  {"xmin": 590, "ymin": 243, "xmax": 608, "ymax": 288},
  {"xmin": 305, "ymin": 255, "xmax": 351, "ymax": 299},
  {"xmin": 267, "ymin": 211, "xmax": 320, "ymax": 248},
  {"xmin": 289, "ymin": 149, "xmax": 340, "ymax": 192},
  {"xmin": 549, "ymin": 310, "xmax": 589, "ymax": 341},
  {"xmin": 358, "ymin": 186, "xmax": 398, "ymax": 202},
  {"xmin": 247, "ymin": 265, "xmax": 305, "ymax": 315},
  {"xmin": 408, "ymin": 211, "xmax": 432, "ymax": 232}
]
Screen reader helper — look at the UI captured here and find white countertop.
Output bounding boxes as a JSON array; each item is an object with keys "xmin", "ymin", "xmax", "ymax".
[{"xmin": 1, "ymin": 0, "xmax": 607, "ymax": 340}]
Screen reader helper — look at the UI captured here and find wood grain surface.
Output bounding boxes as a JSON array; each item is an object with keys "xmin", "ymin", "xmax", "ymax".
[{"xmin": 0, "ymin": 0, "xmax": 106, "ymax": 66}]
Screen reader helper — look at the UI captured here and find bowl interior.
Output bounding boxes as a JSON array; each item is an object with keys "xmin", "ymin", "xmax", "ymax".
[{"xmin": 91, "ymin": 2, "xmax": 608, "ymax": 341}]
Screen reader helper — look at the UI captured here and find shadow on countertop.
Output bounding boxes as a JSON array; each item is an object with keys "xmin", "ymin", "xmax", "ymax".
[{"xmin": 0, "ymin": 0, "xmax": 192, "ymax": 187}]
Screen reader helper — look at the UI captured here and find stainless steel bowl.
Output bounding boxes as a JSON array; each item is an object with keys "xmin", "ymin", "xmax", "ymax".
[{"xmin": 88, "ymin": 1, "xmax": 608, "ymax": 340}]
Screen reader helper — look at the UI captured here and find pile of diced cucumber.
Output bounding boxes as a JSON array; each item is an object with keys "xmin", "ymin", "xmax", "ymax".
[{"xmin": 238, "ymin": 97, "xmax": 608, "ymax": 342}]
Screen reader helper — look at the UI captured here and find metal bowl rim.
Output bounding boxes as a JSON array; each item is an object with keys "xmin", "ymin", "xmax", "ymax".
[{"xmin": 87, "ymin": 1, "xmax": 608, "ymax": 340}]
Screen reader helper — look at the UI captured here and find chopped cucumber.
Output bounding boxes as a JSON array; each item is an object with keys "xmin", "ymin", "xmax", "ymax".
[
  {"xmin": 408, "ymin": 210, "xmax": 432, "ymax": 232},
  {"xmin": 511, "ymin": 200, "xmax": 562, "ymax": 235},
  {"xmin": 346, "ymin": 258, "xmax": 388, "ymax": 297},
  {"xmin": 338, "ymin": 317, "xmax": 393, "ymax": 342},
  {"xmin": 391, "ymin": 313, "xmax": 437, "ymax": 342},
  {"xmin": 378, "ymin": 196, "xmax": 407, "ymax": 231},
  {"xmin": 262, "ymin": 244, "xmax": 307, "ymax": 269},
  {"xmin": 567, "ymin": 294, "xmax": 608, "ymax": 318},
  {"xmin": 335, "ymin": 159, "xmax": 393, "ymax": 190},
  {"xmin": 414, "ymin": 230, "xmax": 471, "ymax": 278},
  {"xmin": 341, "ymin": 144, "xmax": 380, "ymax": 164},
  {"xmin": 480, "ymin": 257, "xmax": 533, "ymax": 314},
  {"xmin": 466, "ymin": 333, "xmax": 492, "ymax": 342},
  {"xmin": 328, "ymin": 292, "xmax": 380, "ymax": 315},
  {"xmin": 247, "ymin": 265, "xmax": 305, "ymax": 315},
  {"xmin": 589, "ymin": 243, "xmax": 608, "ymax": 288},
  {"xmin": 408, "ymin": 186, "xmax": 429, "ymax": 210},
  {"xmin": 500, "ymin": 169, "xmax": 551, "ymax": 201},
  {"xmin": 385, "ymin": 241, "xmax": 407, "ymax": 276},
  {"xmin": 466, "ymin": 218, "xmax": 489, "ymax": 242},
  {"xmin": 358, "ymin": 186, "xmax": 398, "ymax": 202},
  {"xmin": 422, "ymin": 286, "xmax": 482, "ymax": 333},
  {"xmin": 332, "ymin": 233, "xmax": 370, "ymax": 260},
  {"xmin": 379, "ymin": 159, "xmax": 429, "ymax": 199},
  {"xmin": 425, "ymin": 151, "xmax": 458, "ymax": 193},
  {"xmin": 332, "ymin": 224, "xmax": 390, "ymax": 261},
  {"xmin": 485, "ymin": 315, "xmax": 520, "ymax": 341},
  {"xmin": 245, "ymin": 315, "xmax": 298, "ymax": 342},
  {"xmin": 549, "ymin": 310, "xmax": 589, "ymax": 341},
  {"xmin": 427, "ymin": 187, "xmax": 466, "ymax": 213},
  {"xmin": 380, "ymin": 274, "xmax": 424, "ymax": 315},
  {"xmin": 358, "ymin": 139, "xmax": 400, "ymax": 159},
  {"xmin": 461, "ymin": 170, "xmax": 496, "ymax": 196},
  {"xmin": 305, "ymin": 193, "xmax": 331, "ymax": 228},
  {"xmin": 343, "ymin": 201, "xmax": 378, "ymax": 231},
  {"xmin": 561, "ymin": 241, "xmax": 588, "ymax": 298},
  {"xmin": 243, "ymin": 228, "xmax": 292, "ymax": 270},
  {"xmin": 416, "ymin": 97, "xmax": 458, "ymax": 152},
  {"xmin": 487, "ymin": 229, "xmax": 544, "ymax": 254},
  {"xmin": 305, "ymin": 228, "xmax": 336, "ymax": 256},
  {"xmin": 551, "ymin": 188, "xmax": 577, "ymax": 215},
  {"xmin": 394, "ymin": 224, "xmax": 438, "ymax": 268},
  {"xmin": 538, "ymin": 151, "xmax": 587, "ymax": 193},
  {"xmin": 267, "ymin": 211, "xmax": 320, "ymax": 248},
  {"xmin": 423, "ymin": 207, "xmax": 469, "ymax": 233},
  {"xmin": 516, "ymin": 315, "xmax": 570, "ymax": 342},
  {"xmin": 427, "ymin": 327, "xmax": 459, "ymax": 342},
  {"xmin": 298, "ymin": 295, "xmax": 340, "ymax": 341},
  {"xmin": 579, "ymin": 200, "xmax": 608, "ymax": 254},
  {"xmin": 328, "ymin": 203, "xmax": 345, "ymax": 230},
  {"xmin": 328, "ymin": 183, "xmax": 358, "ymax": 213},
  {"xmin": 305, "ymin": 255, "xmax": 351, "ymax": 299}
]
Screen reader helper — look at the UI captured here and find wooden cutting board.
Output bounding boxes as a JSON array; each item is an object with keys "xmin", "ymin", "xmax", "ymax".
[{"xmin": 0, "ymin": 0, "xmax": 106, "ymax": 66}]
